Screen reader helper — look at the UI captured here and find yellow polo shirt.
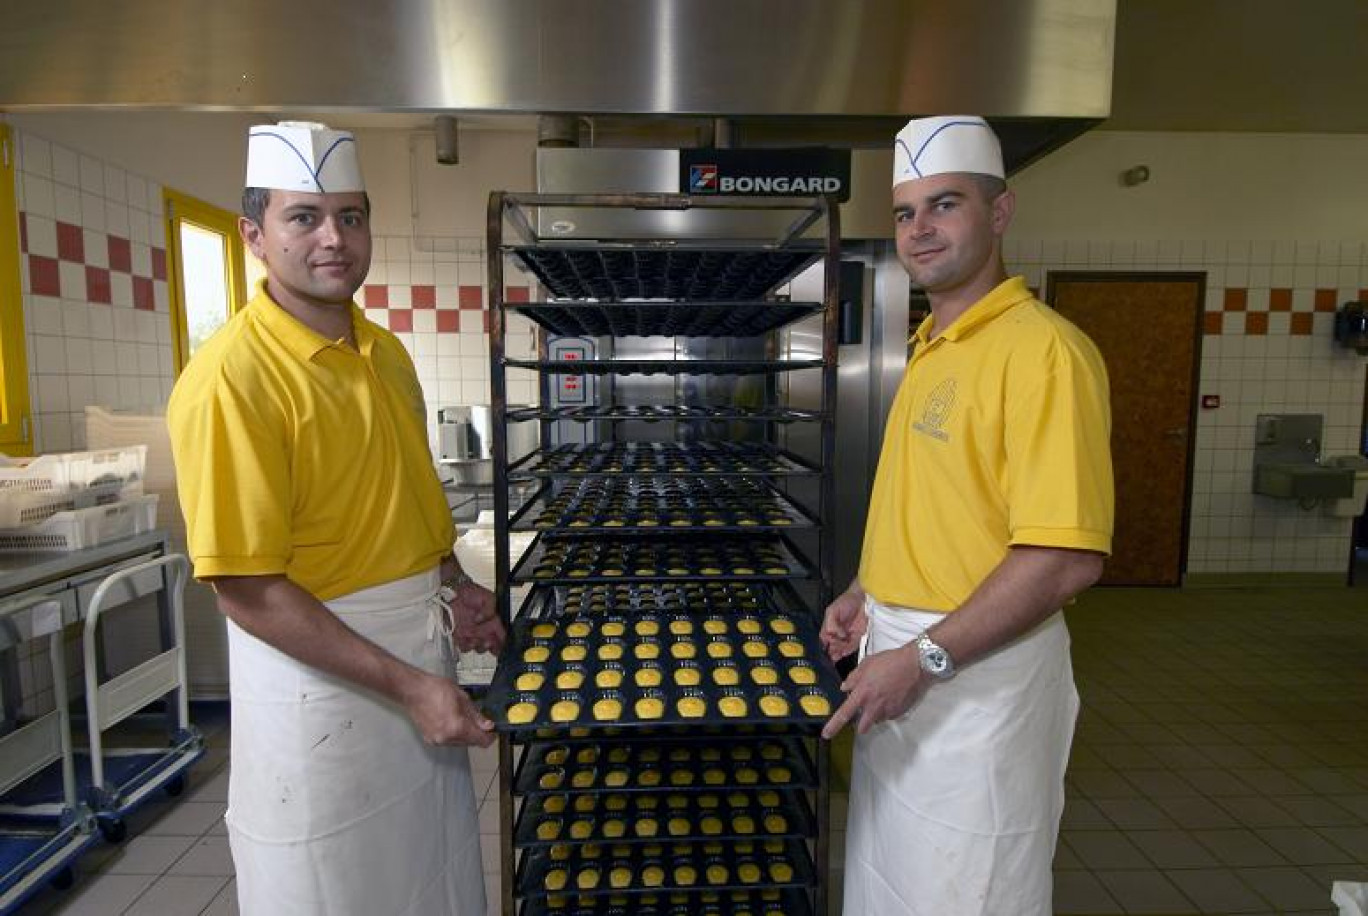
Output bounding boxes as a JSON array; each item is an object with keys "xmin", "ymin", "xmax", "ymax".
[
  {"xmin": 858, "ymin": 276, "xmax": 1113, "ymax": 612},
  {"xmin": 167, "ymin": 284, "xmax": 455, "ymax": 601}
]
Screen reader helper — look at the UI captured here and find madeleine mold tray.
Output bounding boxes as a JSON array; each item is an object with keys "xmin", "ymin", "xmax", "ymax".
[
  {"xmin": 512, "ymin": 478, "xmax": 814, "ymax": 534},
  {"xmin": 514, "ymin": 787, "xmax": 815, "ymax": 848},
  {"xmin": 513, "ymin": 443, "xmax": 818, "ymax": 479},
  {"xmin": 518, "ymin": 886, "xmax": 814, "ymax": 916}
]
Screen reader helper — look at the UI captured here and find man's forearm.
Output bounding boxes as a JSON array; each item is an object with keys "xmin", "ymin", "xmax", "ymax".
[
  {"xmin": 923, "ymin": 546, "xmax": 1103, "ymax": 669},
  {"xmin": 212, "ymin": 574, "xmax": 428, "ymax": 707}
]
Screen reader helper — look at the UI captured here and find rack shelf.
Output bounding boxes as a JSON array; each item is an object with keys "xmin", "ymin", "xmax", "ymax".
[
  {"xmin": 511, "ymin": 300, "xmax": 822, "ymax": 338},
  {"xmin": 512, "ymin": 247, "xmax": 822, "ymax": 301}
]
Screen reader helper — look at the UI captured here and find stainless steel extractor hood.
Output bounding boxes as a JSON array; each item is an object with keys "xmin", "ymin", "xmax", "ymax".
[{"xmin": 0, "ymin": 1, "xmax": 1114, "ymax": 125}]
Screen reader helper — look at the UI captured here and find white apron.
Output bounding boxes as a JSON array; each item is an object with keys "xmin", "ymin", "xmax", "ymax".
[
  {"xmin": 842, "ymin": 597, "xmax": 1078, "ymax": 916},
  {"xmin": 225, "ymin": 569, "xmax": 485, "ymax": 916}
]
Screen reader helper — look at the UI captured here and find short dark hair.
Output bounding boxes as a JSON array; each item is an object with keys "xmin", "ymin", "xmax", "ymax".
[
  {"xmin": 240, "ymin": 187, "xmax": 373, "ymax": 226},
  {"xmin": 971, "ymin": 174, "xmax": 1008, "ymax": 203}
]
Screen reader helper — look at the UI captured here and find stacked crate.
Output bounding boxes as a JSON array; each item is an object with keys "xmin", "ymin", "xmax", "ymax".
[{"xmin": 0, "ymin": 447, "xmax": 155, "ymax": 553}]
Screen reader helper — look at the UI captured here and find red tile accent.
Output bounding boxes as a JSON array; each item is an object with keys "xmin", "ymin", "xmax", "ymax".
[
  {"xmin": 1290, "ymin": 313, "xmax": 1314, "ymax": 336},
  {"xmin": 1268, "ymin": 288, "xmax": 1292, "ymax": 312},
  {"xmin": 29, "ymin": 255, "xmax": 60, "ymax": 296},
  {"xmin": 132, "ymin": 276, "xmax": 154, "ymax": 311},
  {"xmin": 1203, "ymin": 312, "xmax": 1223, "ymax": 335},
  {"xmin": 17, "ymin": 212, "xmax": 27, "ymax": 253},
  {"xmin": 1359, "ymin": 288, "xmax": 1368, "ymax": 302},
  {"xmin": 55, "ymin": 221, "xmax": 84, "ymax": 263},
  {"xmin": 363, "ymin": 285, "xmax": 388, "ymax": 308},
  {"xmin": 459, "ymin": 285, "xmax": 483, "ymax": 310},
  {"xmin": 151, "ymin": 247, "xmax": 167, "ymax": 281},
  {"xmin": 505, "ymin": 286, "xmax": 530, "ymax": 303},
  {"xmin": 107, "ymin": 236, "xmax": 132, "ymax": 273},
  {"xmin": 86, "ymin": 266, "xmax": 112, "ymax": 304},
  {"xmin": 1244, "ymin": 312, "xmax": 1268, "ymax": 335},
  {"xmin": 388, "ymin": 309, "xmax": 413, "ymax": 332},
  {"xmin": 411, "ymin": 285, "xmax": 436, "ymax": 309},
  {"xmin": 1222, "ymin": 288, "xmax": 1247, "ymax": 312},
  {"xmin": 437, "ymin": 311, "xmax": 461, "ymax": 333},
  {"xmin": 1314, "ymin": 288, "xmax": 1339, "ymax": 312},
  {"xmin": 483, "ymin": 311, "xmax": 493, "ymax": 334}
]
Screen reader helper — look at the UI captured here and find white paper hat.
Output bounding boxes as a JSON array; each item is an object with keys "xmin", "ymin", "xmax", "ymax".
[
  {"xmin": 893, "ymin": 116, "xmax": 1004, "ymax": 187},
  {"xmin": 245, "ymin": 121, "xmax": 364, "ymax": 194}
]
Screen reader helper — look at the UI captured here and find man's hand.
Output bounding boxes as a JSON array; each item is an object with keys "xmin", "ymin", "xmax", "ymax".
[
  {"xmin": 820, "ymin": 590, "xmax": 868, "ymax": 662},
  {"xmin": 820, "ymin": 644, "xmax": 927, "ymax": 739},
  {"xmin": 402, "ymin": 671, "xmax": 497, "ymax": 748},
  {"xmin": 449, "ymin": 581, "xmax": 506, "ymax": 655}
]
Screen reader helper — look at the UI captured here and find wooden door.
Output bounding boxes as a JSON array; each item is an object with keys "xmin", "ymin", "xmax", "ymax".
[{"xmin": 1046, "ymin": 272, "xmax": 1204, "ymax": 586}]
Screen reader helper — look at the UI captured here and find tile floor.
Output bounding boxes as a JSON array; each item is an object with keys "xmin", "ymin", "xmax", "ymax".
[{"xmin": 14, "ymin": 585, "xmax": 1368, "ymax": 915}]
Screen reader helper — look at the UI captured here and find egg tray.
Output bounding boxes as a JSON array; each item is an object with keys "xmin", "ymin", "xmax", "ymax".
[
  {"xmin": 511, "ymin": 535, "xmax": 813, "ymax": 585},
  {"xmin": 512, "ymin": 443, "xmax": 818, "ymax": 479},
  {"xmin": 512, "ymin": 482, "xmax": 814, "ymax": 534},
  {"xmin": 507, "ymin": 405, "xmax": 822, "ymax": 425},
  {"xmin": 509, "ymin": 300, "xmax": 823, "ymax": 339},
  {"xmin": 518, "ymin": 581, "xmax": 797, "ymax": 619},
  {"xmin": 514, "ymin": 788, "xmax": 815, "ymax": 848},
  {"xmin": 512, "ymin": 738, "xmax": 815, "ymax": 796},
  {"xmin": 510, "ymin": 246, "xmax": 821, "ymax": 302},
  {"xmin": 519, "ymin": 887, "xmax": 814, "ymax": 916},
  {"xmin": 516, "ymin": 837, "xmax": 815, "ymax": 900}
]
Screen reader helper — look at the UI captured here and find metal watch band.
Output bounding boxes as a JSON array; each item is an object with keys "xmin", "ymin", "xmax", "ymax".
[{"xmin": 916, "ymin": 633, "xmax": 955, "ymax": 680}]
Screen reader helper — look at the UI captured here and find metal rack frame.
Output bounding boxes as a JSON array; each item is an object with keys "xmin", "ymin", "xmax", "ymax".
[{"xmin": 487, "ymin": 191, "xmax": 840, "ymax": 916}]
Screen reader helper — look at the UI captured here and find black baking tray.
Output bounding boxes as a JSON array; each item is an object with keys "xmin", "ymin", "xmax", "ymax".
[
  {"xmin": 512, "ymin": 738, "xmax": 815, "ymax": 796},
  {"xmin": 510, "ymin": 300, "xmax": 823, "ymax": 338},
  {"xmin": 511, "ymin": 443, "xmax": 819, "ymax": 479},
  {"xmin": 510, "ymin": 479, "xmax": 815, "ymax": 535},
  {"xmin": 514, "ymin": 788, "xmax": 815, "ymax": 848},
  {"xmin": 516, "ymin": 838, "xmax": 815, "ymax": 899},
  {"xmin": 505, "ymin": 358, "xmax": 823, "ymax": 377},
  {"xmin": 519, "ymin": 886, "xmax": 814, "ymax": 916},
  {"xmin": 507, "ymin": 405, "xmax": 822, "ymax": 425},
  {"xmin": 516, "ymin": 581, "xmax": 807, "ymax": 619},
  {"xmin": 509, "ymin": 533, "xmax": 815, "ymax": 585},
  {"xmin": 511, "ymin": 247, "xmax": 821, "ymax": 302}
]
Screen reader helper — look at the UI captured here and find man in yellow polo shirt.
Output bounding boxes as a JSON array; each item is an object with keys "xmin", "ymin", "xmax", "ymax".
[
  {"xmin": 820, "ymin": 116, "xmax": 1114, "ymax": 914},
  {"xmin": 167, "ymin": 122, "xmax": 501, "ymax": 915}
]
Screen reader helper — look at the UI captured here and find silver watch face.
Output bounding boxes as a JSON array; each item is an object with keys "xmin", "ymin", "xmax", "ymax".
[{"xmin": 918, "ymin": 637, "xmax": 953, "ymax": 678}]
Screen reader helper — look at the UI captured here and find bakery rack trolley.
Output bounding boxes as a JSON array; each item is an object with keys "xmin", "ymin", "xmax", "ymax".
[
  {"xmin": 485, "ymin": 192, "xmax": 840, "ymax": 916},
  {"xmin": 0, "ymin": 593, "xmax": 97, "ymax": 911}
]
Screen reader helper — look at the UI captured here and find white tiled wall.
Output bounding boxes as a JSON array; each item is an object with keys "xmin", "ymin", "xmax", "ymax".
[{"xmin": 13, "ymin": 129, "xmax": 175, "ymax": 454}]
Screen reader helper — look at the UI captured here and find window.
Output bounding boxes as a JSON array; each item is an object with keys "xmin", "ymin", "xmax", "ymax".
[
  {"xmin": 0, "ymin": 125, "xmax": 32, "ymax": 455},
  {"xmin": 164, "ymin": 188, "xmax": 246, "ymax": 373}
]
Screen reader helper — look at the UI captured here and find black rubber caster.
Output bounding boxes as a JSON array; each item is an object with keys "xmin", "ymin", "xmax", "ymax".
[
  {"xmin": 50, "ymin": 867, "xmax": 75, "ymax": 890},
  {"xmin": 98, "ymin": 817, "xmax": 127, "ymax": 843},
  {"xmin": 165, "ymin": 775, "xmax": 187, "ymax": 797}
]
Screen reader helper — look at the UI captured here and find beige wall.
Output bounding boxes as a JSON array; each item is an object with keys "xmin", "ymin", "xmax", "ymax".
[{"xmin": 1012, "ymin": 130, "xmax": 1368, "ymax": 242}]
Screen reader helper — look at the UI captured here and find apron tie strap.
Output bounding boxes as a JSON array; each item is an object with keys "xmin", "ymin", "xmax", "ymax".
[{"xmin": 429, "ymin": 591, "xmax": 456, "ymax": 644}]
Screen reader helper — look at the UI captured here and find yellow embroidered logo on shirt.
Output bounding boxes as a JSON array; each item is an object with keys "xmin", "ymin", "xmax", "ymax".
[{"xmin": 912, "ymin": 378, "xmax": 956, "ymax": 442}]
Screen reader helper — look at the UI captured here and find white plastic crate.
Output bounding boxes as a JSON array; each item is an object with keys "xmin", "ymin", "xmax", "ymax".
[
  {"xmin": 0, "ymin": 494, "xmax": 159, "ymax": 553},
  {"xmin": 0, "ymin": 447, "xmax": 147, "ymax": 528}
]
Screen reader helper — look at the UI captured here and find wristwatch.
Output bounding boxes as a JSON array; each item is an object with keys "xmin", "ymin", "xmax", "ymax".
[
  {"xmin": 914, "ymin": 632, "xmax": 955, "ymax": 680},
  {"xmin": 439, "ymin": 569, "xmax": 472, "ymax": 602}
]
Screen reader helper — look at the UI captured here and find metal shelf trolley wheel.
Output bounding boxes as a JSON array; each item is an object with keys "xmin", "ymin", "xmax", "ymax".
[
  {"xmin": 0, "ymin": 593, "xmax": 99, "ymax": 914},
  {"xmin": 78, "ymin": 554, "xmax": 204, "ymax": 843}
]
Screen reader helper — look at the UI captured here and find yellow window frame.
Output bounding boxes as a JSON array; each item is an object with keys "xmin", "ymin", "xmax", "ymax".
[
  {"xmin": 0, "ymin": 125, "xmax": 32, "ymax": 456},
  {"xmin": 164, "ymin": 188, "xmax": 246, "ymax": 374}
]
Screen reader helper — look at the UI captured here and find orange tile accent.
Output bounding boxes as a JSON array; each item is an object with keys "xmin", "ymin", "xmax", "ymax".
[
  {"xmin": 1269, "ymin": 288, "xmax": 1292, "ymax": 311},
  {"xmin": 1314, "ymin": 289, "xmax": 1338, "ymax": 312},
  {"xmin": 1203, "ymin": 312, "xmax": 1224, "ymax": 335},
  {"xmin": 1290, "ymin": 312, "xmax": 1314, "ymax": 336},
  {"xmin": 1244, "ymin": 312, "xmax": 1268, "ymax": 335},
  {"xmin": 1223, "ymin": 288, "xmax": 1247, "ymax": 312}
]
